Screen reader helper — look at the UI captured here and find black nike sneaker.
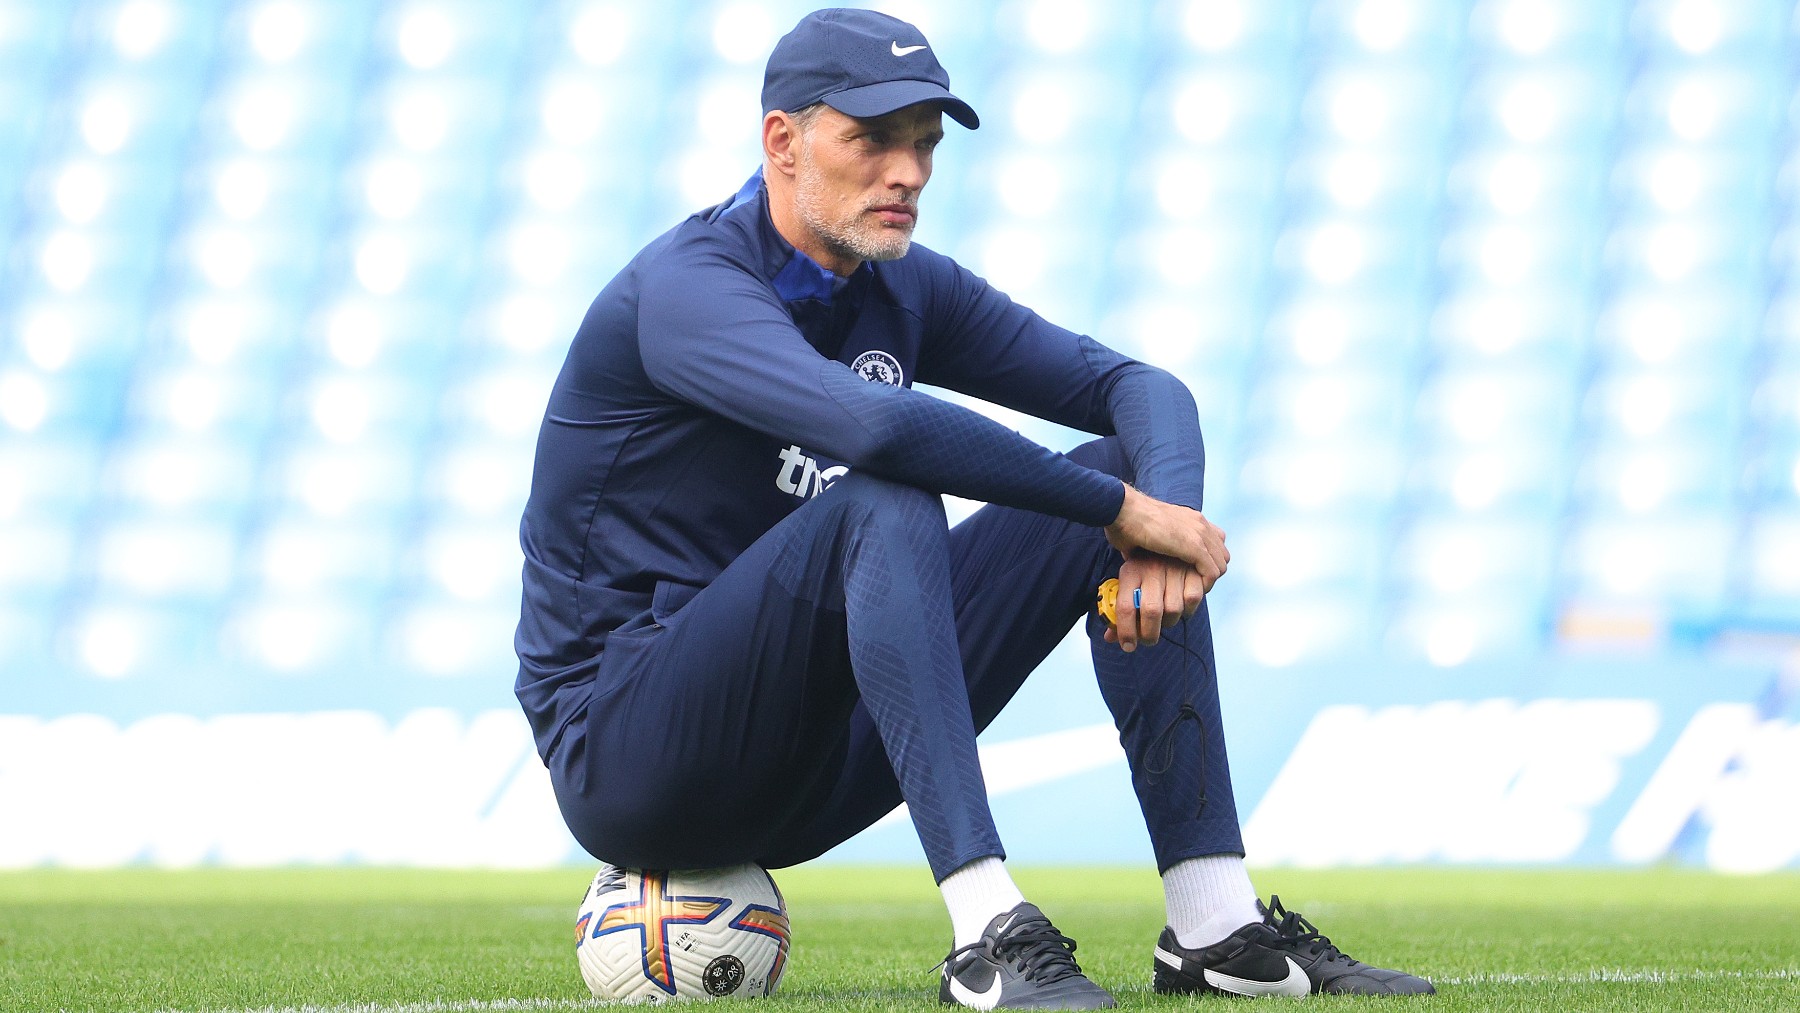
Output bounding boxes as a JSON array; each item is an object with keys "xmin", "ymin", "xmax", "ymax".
[
  {"xmin": 1152, "ymin": 895, "xmax": 1435, "ymax": 997},
  {"xmin": 940, "ymin": 902, "xmax": 1116, "ymax": 1010}
]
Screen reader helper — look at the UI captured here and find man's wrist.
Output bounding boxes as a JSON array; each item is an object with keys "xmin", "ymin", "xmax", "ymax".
[{"xmin": 1107, "ymin": 481, "xmax": 1137, "ymax": 530}]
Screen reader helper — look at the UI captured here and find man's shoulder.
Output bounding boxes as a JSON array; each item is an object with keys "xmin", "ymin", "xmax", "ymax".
[
  {"xmin": 635, "ymin": 209, "xmax": 757, "ymax": 269},
  {"xmin": 573, "ymin": 211, "xmax": 758, "ymax": 347},
  {"xmin": 628, "ymin": 203, "xmax": 776, "ymax": 290}
]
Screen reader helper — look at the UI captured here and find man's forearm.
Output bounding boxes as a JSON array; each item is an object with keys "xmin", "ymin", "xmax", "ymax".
[
  {"xmin": 1099, "ymin": 363, "xmax": 1207, "ymax": 511},
  {"xmin": 824, "ymin": 365, "xmax": 1125, "ymax": 526}
]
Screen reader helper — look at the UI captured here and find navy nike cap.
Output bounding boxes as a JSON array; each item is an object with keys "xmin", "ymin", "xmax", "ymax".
[{"xmin": 761, "ymin": 8, "xmax": 980, "ymax": 129}]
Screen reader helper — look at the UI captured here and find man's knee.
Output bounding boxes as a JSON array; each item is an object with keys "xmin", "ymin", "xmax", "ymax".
[
  {"xmin": 1067, "ymin": 436, "xmax": 1131, "ymax": 481},
  {"xmin": 823, "ymin": 472, "xmax": 946, "ymax": 533}
]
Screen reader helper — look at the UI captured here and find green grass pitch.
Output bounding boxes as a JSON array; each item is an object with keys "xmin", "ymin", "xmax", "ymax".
[{"xmin": 2, "ymin": 866, "xmax": 1796, "ymax": 1012}]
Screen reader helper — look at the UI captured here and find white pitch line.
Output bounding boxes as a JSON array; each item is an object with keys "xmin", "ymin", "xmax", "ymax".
[
  {"xmin": 140, "ymin": 968, "xmax": 1800, "ymax": 1013},
  {"xmin": 1435, "ymin": 968, "xmax": 1799, "ymax": 986},
  {"xmin": 148, "ymin": 999, "xmax": 609, "ymax": 1013}
]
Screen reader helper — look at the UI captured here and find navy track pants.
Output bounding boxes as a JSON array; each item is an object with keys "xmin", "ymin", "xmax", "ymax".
[{"xmin": 545, "ymin": 438, "xmax": 1244, "ymax": 880}]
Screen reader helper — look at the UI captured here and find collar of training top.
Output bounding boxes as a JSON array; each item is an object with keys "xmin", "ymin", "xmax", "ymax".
[{"xmin": 719, "ymin": 169, "xmax": 874, "ymax": 306}]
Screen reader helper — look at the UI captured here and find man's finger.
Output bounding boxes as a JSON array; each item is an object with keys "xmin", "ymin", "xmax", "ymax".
[
  {"xmin": 1205, "ymin": 541, "xmax": 1228, "ymax": 584},
  {"xmin": 1135, "ymin": 578, "xmax": 1165, "ymax": 647},
  {"xmin": 1116, "ymin": 579, "xmax": 1139, "ymax": 652},
  {"xmin": 1162, "ymin": 574, "xmax": 1184, "ymax": 629}
]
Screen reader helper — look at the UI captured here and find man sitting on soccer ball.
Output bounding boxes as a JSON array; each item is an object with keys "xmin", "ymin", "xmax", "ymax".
[{"xmin": 515, "ymin": 7, "xmax": 1434, "ymax": 1006}]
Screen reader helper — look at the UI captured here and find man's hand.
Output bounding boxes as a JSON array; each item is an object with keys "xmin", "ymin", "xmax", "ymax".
[
  {"xmin": 1102, "ymin": 484, "xmax": 1228, "ymax": 653},
  {"xmin": 1103, "ymin": 552, "xmax": 1209, "ymax": 652},
  {"xmin": 1103, "ymin": 484, "xmax": 1229, "ymax": 585}
]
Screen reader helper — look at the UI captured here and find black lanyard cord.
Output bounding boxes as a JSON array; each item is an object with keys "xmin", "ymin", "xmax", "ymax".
[{"xmin": 1141, "ymin": 616, "xmax": 1213, "ymax": 819}]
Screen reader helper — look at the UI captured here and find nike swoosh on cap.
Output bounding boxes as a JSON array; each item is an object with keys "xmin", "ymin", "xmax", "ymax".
[
  {"xmin": 1201, "ymin": 956, "xmax": 1311, "ymax": 998},
  {"xmin": 891, "ymin": 41, "xmax": 928, "ymax": 55}
]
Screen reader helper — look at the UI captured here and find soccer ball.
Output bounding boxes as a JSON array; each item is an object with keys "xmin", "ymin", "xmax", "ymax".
[{"xmin": 575, "ymin": 864, "xmax": 790, "ymax": 1003}]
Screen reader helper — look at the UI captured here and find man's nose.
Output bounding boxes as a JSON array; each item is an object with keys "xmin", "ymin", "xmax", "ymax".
[{"xmin": 888, "ymin": 151, "xmax": 928, "ymax": 191}]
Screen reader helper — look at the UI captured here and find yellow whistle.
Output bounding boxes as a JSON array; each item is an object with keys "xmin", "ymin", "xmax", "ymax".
[{"xmin": 1096, "ymin": 578, "xmax": 1119, "ymax": 626}]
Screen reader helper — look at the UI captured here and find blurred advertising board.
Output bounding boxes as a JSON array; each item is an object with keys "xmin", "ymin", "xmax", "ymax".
[{"xmin": 2, "ymin": 640, "xmax": 1794, "ymax": 870}]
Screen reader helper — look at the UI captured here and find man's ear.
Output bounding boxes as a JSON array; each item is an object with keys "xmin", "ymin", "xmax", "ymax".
[{"xmin": 763, "ymin": 111, "xmax": 799, "ymax": 178}]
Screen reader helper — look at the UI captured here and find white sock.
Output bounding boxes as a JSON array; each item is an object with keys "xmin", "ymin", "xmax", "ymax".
[
  {"xmin": 940, "ymin": 856, "xmax": 1026, "ymax": 948},
  {"xmin": 1162, "ymin": 854, "xmax": 1262, "ymax": 949}
]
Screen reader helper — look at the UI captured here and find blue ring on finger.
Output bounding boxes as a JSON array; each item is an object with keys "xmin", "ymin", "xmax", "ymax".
[{"xmin": 1133, "ymin": 588, "xmax": 1142, "ymax": 609}]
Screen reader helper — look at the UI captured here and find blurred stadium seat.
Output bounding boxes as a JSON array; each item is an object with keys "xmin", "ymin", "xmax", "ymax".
[{"xmin": 2, "ymin": 0, "xmax": 1797, "ymax": 697}]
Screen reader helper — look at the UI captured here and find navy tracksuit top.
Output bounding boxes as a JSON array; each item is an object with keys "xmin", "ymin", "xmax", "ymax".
[{"xmin": 514, "ymin": 171, "xmax": 1208, "ymax": 762}]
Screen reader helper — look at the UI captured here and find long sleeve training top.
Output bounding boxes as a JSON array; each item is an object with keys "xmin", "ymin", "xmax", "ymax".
[{"xmin": 514, "ymin": 171, "xmax": 1206, "ymax": 760}]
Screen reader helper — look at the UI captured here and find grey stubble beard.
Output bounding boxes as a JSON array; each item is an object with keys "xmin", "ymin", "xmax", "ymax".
[{"xmin": 792, "ymin": 146, "xmax": 916, "ymax": 266}]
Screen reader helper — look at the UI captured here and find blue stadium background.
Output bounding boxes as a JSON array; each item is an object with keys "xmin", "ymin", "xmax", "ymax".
[{"xmin": 2, "ymin": 0, "xmax": 1798, "ymax": 870}]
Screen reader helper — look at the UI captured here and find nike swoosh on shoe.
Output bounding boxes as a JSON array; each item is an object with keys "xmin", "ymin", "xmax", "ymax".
[
  {"xmin": 947, "ymin": 970, "xmax": 1003, "ymax": 1010},
  {"xmin": 1202, "ymin": 956, "xmax": 1311, "ymax": 997}
]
